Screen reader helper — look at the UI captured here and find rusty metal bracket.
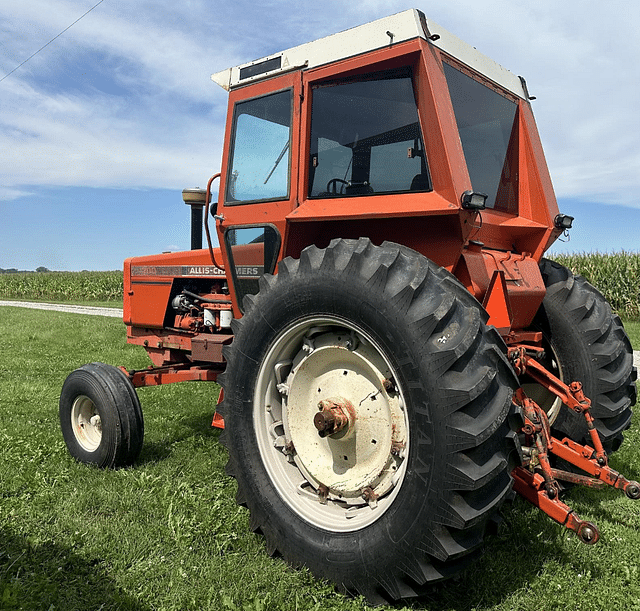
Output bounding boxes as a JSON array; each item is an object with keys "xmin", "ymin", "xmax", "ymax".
[
  {"xmin": 512, "ymin": 466, "xmax": 600, "ymax": 544},
  {"xmin": 510, "ymin": 346, "xmax": 640, "ymax": 543},
  {"xmin": 512, "ymin": 388, "xmax": 600, "ymax": 543},
  {"xmin": 119, "ymin": 363, "xmax": 222, "ymax": 388},
  {"xmin": 550, "ymin": 436, "xmax": 640, "ymax": 499},
  {"xmin": 509, "ymin": 346, "xmax": 607, "ymax": 463}
]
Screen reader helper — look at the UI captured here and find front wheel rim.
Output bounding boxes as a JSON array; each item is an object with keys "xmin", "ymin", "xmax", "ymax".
[
  {"xmin": 70, "ymin": 395, "xmax": 102, "ymax": 452},
  {"xmin": 254, "ymin": 316, "xmax": 409, "ymax": 532}
]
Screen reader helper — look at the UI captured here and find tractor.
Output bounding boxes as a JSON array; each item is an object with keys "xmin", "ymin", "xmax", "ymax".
[{"xmin": 59, "ymin": 9, "xmax": 638, "ymax": 604}]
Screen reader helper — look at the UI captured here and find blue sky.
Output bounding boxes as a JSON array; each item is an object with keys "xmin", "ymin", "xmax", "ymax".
[{"xmin": 1, "ymin": 0, "xmax": 639, "ymax": 270}]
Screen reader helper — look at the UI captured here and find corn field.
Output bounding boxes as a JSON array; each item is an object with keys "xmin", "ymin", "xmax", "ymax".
[
  {"xmin": 0, "ymin": 252, "xmax": 638, "ymax": 319},
  {"xmin": 0, "ymin": 271, "xmax": 123, "ymax": 303},
  {"xmin": 549, "ymin": 252, "xmax": 640, "ymax": 320}
]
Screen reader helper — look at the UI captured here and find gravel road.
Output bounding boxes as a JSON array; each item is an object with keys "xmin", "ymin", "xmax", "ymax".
[
  {"xmin": 0, "ymin": 300, "xmax": 123, "ymax": 318},
  {"xmin": 1, "ymin": 299, "xmax": 639, "ymax": 370}
]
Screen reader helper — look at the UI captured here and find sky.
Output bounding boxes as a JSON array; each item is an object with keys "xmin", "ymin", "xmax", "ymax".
[{"xmin": 1, "ymin": 0, "xmax": 639, "ymax": 271}]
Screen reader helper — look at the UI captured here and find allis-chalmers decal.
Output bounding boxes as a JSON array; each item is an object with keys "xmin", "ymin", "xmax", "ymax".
[{"xmin": 131, "ymin": 265, "xmax": 263, "ymax": 279}]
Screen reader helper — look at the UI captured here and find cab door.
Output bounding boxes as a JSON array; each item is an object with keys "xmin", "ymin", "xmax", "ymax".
[{"xmin": 216, "ymin": 71, "xmax": 301, "ymax": 314}]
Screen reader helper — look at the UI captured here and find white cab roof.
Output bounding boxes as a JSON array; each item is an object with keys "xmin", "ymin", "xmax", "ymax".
[{"xmin": 211, "ymin": 9, "xmax": 527, "ymax": 99}]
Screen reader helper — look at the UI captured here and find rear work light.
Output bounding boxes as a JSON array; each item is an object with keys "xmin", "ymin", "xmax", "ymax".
[
  {"xmin": 554, "ymin": 213, "xmax": 574, "ymax": 230},
  {"xmin": 461, "ymin": 190, "xmax": 487, "ymax": 210}
]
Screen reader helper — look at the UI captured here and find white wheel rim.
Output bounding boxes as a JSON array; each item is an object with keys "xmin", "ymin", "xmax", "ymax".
[
  {"xmin": 521, "ymin": 343, "xmax": 563, "ymax": 425},
  {"xmin": 71, "ymin": 395, "xmax": 102, "ymax": 452},
  {"xmin": 254, "ymin": 316, "xmax": 409, "ymax": 532}
]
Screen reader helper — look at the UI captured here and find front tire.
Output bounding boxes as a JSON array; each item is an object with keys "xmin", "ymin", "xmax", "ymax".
[
  {"xmin": 59, "ymin": 363, "xmax": 144, "ymax": 468},
  {"xmin": 219, "ymin": 238, "xmax": 518, "ymax": 603}
]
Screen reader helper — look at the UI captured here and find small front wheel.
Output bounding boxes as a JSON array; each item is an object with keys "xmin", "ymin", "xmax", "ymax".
[{"xmin": 59, "ymin": 363, "xmax": 144, "ymax": 468}]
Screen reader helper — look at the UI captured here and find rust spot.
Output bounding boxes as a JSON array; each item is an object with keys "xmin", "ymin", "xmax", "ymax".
[
  {"xmin": 314, "ymin": 398, "xmax": 354, "ymax": 438},
  {"xmin": 391, "ymin": 440, "xmax": 406, "ymax": 456},
  {"xmin": 317, "ymin": 484, "xmax": 329, "ymax": 504}
]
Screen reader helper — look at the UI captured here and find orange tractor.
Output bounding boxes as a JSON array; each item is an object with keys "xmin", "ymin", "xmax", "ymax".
[{"xmin": 59, "ymin": 10, "xmax": 638, "ymax": 604}]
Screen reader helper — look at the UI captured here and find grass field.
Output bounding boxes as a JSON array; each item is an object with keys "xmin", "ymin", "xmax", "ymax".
[
  {"xmin": 626, "ymin": 321, "xmax": 640, "ymax": 349},
  {"xmin": 1, "ymin": 307, "xmax": 639, "ymax": 610}
]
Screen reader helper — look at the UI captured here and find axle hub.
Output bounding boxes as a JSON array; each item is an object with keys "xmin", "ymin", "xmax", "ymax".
[{"xmin": 313, "ymin": 398, "xmax": 354, "ymax": 438}]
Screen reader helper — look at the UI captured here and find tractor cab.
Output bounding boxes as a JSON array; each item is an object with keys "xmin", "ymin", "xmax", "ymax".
[{"xmin": 211, "ymin": 9, "xmax": 560, "ymax": 329}]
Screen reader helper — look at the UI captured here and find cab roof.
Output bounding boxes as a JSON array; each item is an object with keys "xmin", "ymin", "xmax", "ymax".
[{"xmin": 211, "ymin": 9, "xmax": 527, "ymax": 99}]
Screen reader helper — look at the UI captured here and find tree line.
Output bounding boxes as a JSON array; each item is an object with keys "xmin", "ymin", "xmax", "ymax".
[{"xmin": 0, "ymin": 267, "xmax": 51, "ymax": 274}]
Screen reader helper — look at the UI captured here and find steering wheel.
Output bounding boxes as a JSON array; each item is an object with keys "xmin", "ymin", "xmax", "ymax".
[{"xmin": 326, "ymin": 178, "xmax": 349, "ymax": 195}]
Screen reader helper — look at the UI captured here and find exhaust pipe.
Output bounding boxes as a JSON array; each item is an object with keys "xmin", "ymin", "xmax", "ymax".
[{"xmin": 182, "ymin": 188, "xmax": 207, "ymax": 250}]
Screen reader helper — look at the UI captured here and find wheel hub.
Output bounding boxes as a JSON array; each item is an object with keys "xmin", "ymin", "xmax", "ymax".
[
  {"xmin": 283, "ymin": 330, "xmax": 407, "ymax": 505},
  {"xmin": 70, "ymin": 395, "xmax": 102, "ymax": 452},
  {"xmin": 313, "ymin": 397, "xmax": 354, "ymax": 437}
]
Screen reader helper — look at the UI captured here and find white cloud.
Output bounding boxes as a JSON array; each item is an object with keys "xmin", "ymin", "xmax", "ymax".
[
  {"xmin": 0, "ymin": 187, "xmax": 35, "ymax": 202},
  {"xmin": 1, "ymin": 0, "xmax": 639, "ymax": 208},
  {"xmin": 1, "ymin": 77, "xmax": 223, "ymax": 189}
]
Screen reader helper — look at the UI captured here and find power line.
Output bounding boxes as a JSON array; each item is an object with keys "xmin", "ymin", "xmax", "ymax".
[{"xmin": 0, "ymin": 0, "xmax": 106, "ymax": 84}]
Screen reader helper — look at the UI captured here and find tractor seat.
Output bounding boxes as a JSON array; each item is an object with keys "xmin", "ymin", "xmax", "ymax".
[{"xmin": 410, "ymin": 173, "xmax": 430, "ymax": 191}]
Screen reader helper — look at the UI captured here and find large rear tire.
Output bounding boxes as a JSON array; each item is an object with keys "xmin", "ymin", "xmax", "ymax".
[
  {"xmin": 218, "ymin": 238, "xmax": 519, "ymax": 604},
  {"xmin": 531, "ymin": 259, "xmax": 636, "ymax": 451}
]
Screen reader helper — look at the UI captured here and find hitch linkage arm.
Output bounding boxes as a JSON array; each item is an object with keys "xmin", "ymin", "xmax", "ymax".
[{"xmin": 508, "ymin": 347, "xmax": 640, "ymax": 544}]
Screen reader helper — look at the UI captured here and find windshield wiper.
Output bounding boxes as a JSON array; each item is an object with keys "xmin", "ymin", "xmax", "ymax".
[{"xmin": 264, "ymin": 140, "xmax": 290, "ymax": 184}]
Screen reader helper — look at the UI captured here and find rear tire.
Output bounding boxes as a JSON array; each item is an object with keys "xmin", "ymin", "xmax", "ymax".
[
  {"xmin": 218, "ymin": 238, "xmax": 518, "ymax": 603},
  {"xmin": 59, "ymin": 363, "xmax": 144, "ymax": 468},
  {"xmin": 532, "ymin": 259, "xmax": 636, "ymax": 451}
]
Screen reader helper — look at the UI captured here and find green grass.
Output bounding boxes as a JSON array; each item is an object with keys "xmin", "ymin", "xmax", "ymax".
[
  {"xmin": 623, "ymin": 320, "xmax": 639, "ymax": 350},
  {"xmin": 1, "ymin": 307, "xmax": 639, "ymax": 610}
]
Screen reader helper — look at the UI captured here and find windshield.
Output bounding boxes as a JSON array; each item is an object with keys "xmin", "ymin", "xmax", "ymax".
[
  {"xmin": 226, "ymin": 90, "xmax": 292, "ymax": 204},
  {"xmin": 309, "ymin": 69, "xmax": 430, "ymax": 197},
  {"xmin": 443, "ymin": 61, "xmax": 518, "ymax": 211}
]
